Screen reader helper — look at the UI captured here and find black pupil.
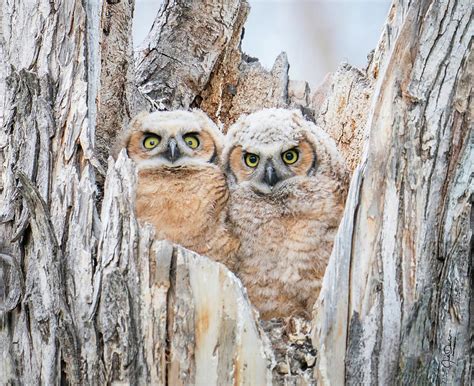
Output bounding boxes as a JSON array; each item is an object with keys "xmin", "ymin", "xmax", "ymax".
[
  {"xmin": 149, "ymin": 139, "xmax": 155, "ymax": 145},
  {"xmin": 285, "ymin": 152, "xmax": 294, "ymax": 160},
  {"xmin": 187, "ymin": 139, "xmax": 193, "ymax": 144},
  {"xmin": 249, "ymin": 155, "xmax": 257, "ymax": 163}
]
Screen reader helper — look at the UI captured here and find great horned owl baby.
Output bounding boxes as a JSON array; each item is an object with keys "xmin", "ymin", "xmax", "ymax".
[
  {"xmin": 121, "ymin": 110, "xmax": 238, "ymax": 267},
  {"xmin": 223, "ymin": 108, "xmax": 348, "ymax": 319}
]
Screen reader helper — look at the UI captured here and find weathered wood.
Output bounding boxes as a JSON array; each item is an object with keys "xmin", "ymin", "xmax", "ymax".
[
  {"xmin": 2, "ymin": 0, "xmax": 471, "ymax": 385},
  {"xmin": 0, "ymin": 3, "xmax": 5, "ymax": 181},
  {"xmin": 0, "ymin": 253, "xmax": 22, "ymax": 315},
  {"xmin": 0, "ymin": 3, "xmax": 275, "ymax": 383},
  {"xmin": 310, "ymin": 64, "xmax": 373, "ymax": 171},
  {"xmin": 0, "ymin": 1, "xmax": 102, "ymax": 383},
  {"xmin": 135, "ymin": 0, "xmax": 250, "ymax": 111},
  {"xmin": 312, "ymin": 1, "xmax": 473, "ymax": 385},
  {"xmin": 96, "ymin": 0, "xmax": 136, "ymax": 168},
  {"xmin": 92, "ymin": 153, "xmax": 274, "ymax": 384},
  {"xmin": 218, "ymin": 52, "xmax": 290, "ymax": 129}
]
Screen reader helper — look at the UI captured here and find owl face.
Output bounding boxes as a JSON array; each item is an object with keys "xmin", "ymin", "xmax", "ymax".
[
  {"xmin": 123, "ymin": 110, "xmax": 223, "ymax": 169},
  {"xmin": 223, "ymin": 109, "xmax": 329, "ymax": 195},
  {"xmin": 225, "ymin": 139, "xmax": 316, "ymax": 194}
]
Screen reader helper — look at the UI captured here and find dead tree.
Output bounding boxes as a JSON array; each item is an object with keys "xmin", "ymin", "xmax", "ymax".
[
  {"xmin": 0, "ymin": 0, "xmax": 471, "ymax": 385},
  {"xmin": 313, "ymin": 1, "xmax": 473, "ymax": 385}
]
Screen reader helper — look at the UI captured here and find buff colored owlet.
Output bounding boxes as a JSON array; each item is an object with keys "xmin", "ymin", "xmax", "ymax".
[
  {"xmin": 121, "ymin": 109, "xmax": 238, "ymax": 267},
  {"xmin": 223, "ymin": 108, "xmax": 349, "ymax": 319}
]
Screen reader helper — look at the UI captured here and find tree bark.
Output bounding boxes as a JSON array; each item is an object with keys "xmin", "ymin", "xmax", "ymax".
[
  {"xmin": 0, "ymin": 1, "xmax": 274, "ymax": 384},
  {"xmin": 0, "ymin": 0, "xmax": 472, "ymax": 385},
  {"xmin": 312, "ymin": 1, "xmax": 473, "ymax": 385}
]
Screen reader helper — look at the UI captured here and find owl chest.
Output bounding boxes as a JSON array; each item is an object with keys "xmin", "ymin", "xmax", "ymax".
[
  {"xmin": 242, "ymin": 215, "xmax": 314, "ymax": 253},
  {"xmin": 135, "ymin": 169, "xmax": 227, "ymax": 242},
  {"xmin": 232, "ymin": 199, "xmax": 317, "ymax": 258},
  {"xmin": 140, "ymin": 186, "xmax": 206, "ymax": 225}
]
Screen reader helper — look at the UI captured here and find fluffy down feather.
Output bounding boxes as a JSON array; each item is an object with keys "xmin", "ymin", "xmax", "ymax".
[
  {"xmin": 121, "ymin": 109, "xmax": 239, "ymax": 268},
  {"xmin": 223, "ymin": 108, "xmax": 349, "ymax": 319}
]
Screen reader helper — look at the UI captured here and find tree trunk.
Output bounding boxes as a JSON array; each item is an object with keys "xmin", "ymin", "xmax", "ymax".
[
  {"xmin": 312, "ymin": 1, "xmax": 473, "ymax": 385},
  {"xmin": 0, "ymin": 1, "xmax": 472, "ymax": 385}
]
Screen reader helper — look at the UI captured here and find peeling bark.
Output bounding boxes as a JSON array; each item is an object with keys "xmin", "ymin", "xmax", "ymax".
[
  {"xmin": 312, "ymin": 1, "xmax": 473, "ymax": 384},
  {"xmin": 1, "ymin": 0, "xmax": 471, "ymax": 385},
  {"xmin": 310, "ymin": 65, "xmax": 373, "ymax": 171},
  {"xmin": 135, "ymin": 0, "xmax": 250, "ymax": 111},
  {"xmin": 96, "ymin": 0, "xmax": 136, "ymax": 169},
  {"xmin": 0, "ymin": 0, "xmax": 102, "ymax": 382}
]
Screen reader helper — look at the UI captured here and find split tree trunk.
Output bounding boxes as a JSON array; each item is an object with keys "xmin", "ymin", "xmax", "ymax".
[
  {"xmin": 313, "ymin": 1, "xmax": 473, "ymax": 385},
  {"xmin": 0, "ymin": 0, "xmax": 472, "ymax": 385}
]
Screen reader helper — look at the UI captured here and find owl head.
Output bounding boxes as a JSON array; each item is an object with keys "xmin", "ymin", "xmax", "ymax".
[
  {"xmin": 222, "ymin": 108, "xmax": 345, "ymax": 194},
  {"xmin": 120, "ymin": 110, "xmax": 224, "ymax": 169}
]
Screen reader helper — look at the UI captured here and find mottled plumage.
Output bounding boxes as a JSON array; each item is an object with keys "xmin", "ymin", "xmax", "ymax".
[
  {"xmin": 223, "ymin": 108, "xmax": 348, "ymax": 319},
  {"xmin": 121, "ymin": 110, "xmax": 238, "ymax": 266}
]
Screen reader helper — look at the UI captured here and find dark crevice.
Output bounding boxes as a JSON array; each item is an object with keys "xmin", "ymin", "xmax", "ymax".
[{"xmin": 165, "ymin": 245, "xmax": 177, "ymax": 386}]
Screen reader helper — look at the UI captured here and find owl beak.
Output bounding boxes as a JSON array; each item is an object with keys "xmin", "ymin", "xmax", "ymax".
[
  {"xmin": 263, "ymin": 161, "xmax": 280, "ymax": 188},
  {"xmin": 166, "ymin": 138, "xmax": 180, "ymax": 162}
]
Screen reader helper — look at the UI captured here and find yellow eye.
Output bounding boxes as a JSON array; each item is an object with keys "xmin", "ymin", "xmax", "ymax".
[
  {"xmin": 282, "ymin": 149, "xmax": 299, "ymax": 164},
  {"xmin": 244, "ymin": 153, "xmax": 260, "ymax": 168},
  {"xmin": 143, "ymin": 135, "xmax": 160, "ymax": 149},
  {"xmin": 183, "ymin": 134, "xmax": 200, "ymax": 149}
]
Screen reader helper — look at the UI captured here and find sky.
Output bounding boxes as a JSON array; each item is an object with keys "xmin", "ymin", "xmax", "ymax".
[{"xmin": 133, "ymin": 0, "xmax": 392, "ymax": 89}]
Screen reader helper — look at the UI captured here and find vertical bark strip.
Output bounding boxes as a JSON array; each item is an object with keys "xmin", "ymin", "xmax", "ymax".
[
  {"xmin": 0, "ymin": 0, "xmax": 102, "ymax": 383},
  {"xmin": 97, "ymin": 0, "xmax": 136, "ymax": 169},
  {"xmin": 313, "ymin": 1, "xmax": 473, "ymax": 384}
]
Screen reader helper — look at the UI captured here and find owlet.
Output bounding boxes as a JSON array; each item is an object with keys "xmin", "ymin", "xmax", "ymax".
[
  {"xmin": 121, "ymin": 110, "xmax": 238, "ymax": 268},
  {"xmin": 223, "ymin": 108, "xmax": 349, "ymax": 319}
]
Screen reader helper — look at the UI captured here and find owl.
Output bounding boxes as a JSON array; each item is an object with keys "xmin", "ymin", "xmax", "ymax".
[
  {"xmin": 223, "ymin": 108, "xmax": 349, "ymax": 319},
  {"xmin": 120, "ymin": 109, "xmax": 239, "ymax": 267}
]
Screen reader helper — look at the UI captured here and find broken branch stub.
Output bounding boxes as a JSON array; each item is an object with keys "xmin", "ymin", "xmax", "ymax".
[{"xmin": 135, "ymin": 0, "xmax": 250, "ymax": 110}]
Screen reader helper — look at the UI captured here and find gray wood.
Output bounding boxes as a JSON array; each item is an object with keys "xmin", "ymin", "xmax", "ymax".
[
  {"xmin": 134, "ymin": 0, "xmax": 250, "ymax": 111},
  {"xmin": 0, "ymin": 0, "xmax": 471, "ymax": 385},
  {"xmin": 312, "ymin": 1, "xmax": 473, "ymax": 384},
  {"xmin": 96, "ymin": 0, "xmax": 136, "ymax": 169}
]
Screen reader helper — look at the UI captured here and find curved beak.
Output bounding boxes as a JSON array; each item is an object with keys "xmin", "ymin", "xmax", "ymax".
[
  {"xmin": 166, "ymin": 138, "xmax": 180, "ymax": 162},
  {"xmin": 263, "ymin": 161, "xmax": 280, "ymax": 187}
]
